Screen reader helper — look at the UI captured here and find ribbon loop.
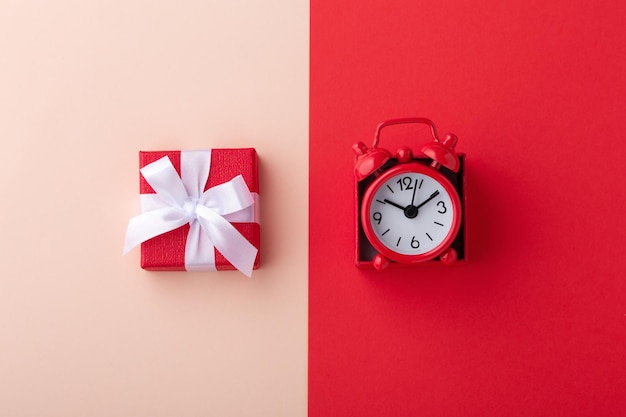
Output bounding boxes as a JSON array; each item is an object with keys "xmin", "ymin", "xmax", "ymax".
[
  {"xmin": 201, "ymin": 175, "xmax": 254, "ymax": 215},
  {"xmin": 123, "ymin": 151, "xmax": 258, "ymax": 277},
  {"xmin": 140, "ymin": 156, "xmax": 189, "ymax": 208}
]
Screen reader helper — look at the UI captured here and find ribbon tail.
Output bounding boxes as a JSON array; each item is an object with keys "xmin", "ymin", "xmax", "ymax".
[
  {"xmin": 123, "ymin": 207, "xmax": 190, "ymax": 255},
  {"xmin": 196, "ymin": 206, "xmax": 258, "ymax": 277}
]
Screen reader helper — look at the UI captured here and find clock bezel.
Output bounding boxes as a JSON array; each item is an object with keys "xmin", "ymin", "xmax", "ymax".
[{"xmin": 361, "ymin": 162, "xmax": 462, "ymax": 264}]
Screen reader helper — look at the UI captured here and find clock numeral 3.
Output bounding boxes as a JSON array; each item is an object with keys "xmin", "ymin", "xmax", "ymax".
[{"xmin": 437, "ymin": 201, "xmax": 447, "ymax": 214}]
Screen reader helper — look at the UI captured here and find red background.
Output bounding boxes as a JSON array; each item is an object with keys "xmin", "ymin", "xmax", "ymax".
[{"xmin": 309, "ymin": 0, "xmax": 626, "ymax": 415}]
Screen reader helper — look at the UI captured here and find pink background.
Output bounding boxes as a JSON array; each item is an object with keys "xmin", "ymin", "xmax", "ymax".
[{"xmin": 0, "ymin": 1, "xmax": 308, "ymax": 416}]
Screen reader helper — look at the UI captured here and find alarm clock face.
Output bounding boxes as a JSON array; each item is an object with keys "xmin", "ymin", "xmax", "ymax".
[{"xmin": 362, "ymin": 163, "xmax": 461, "ymax": 262}]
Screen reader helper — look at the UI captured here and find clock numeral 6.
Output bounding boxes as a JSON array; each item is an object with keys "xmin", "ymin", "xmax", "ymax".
[
  {"xmin": 373, "ymin": 212, "xmax": 382, "ymax": 224},
  {"xmin": 411, "ymin": 236, "xmax": 420, "ymax": 249},
  {"xmin": 437, "ymin": 201, "xmax": 447, "ymax": 214}
]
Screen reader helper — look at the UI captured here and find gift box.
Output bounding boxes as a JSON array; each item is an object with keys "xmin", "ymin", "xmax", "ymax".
[{"xmin": 124, "ymin": 148, "xmax": 260, "ymax": 276}]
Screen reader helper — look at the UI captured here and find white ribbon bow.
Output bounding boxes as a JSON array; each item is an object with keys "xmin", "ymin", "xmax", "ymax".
[{"xmin": 123, "ymin": 150, "xmax": 258, "ymax": 277}]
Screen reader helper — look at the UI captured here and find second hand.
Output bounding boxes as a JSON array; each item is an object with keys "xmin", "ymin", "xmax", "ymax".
[{"xmin": 411, "ymin": 177, "xmax": 418, "ymax": 206}]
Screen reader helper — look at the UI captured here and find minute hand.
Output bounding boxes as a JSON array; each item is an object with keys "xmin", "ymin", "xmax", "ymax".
[{"xmin": 415, "ymin": 190, "xmax": 440, "ymax": 209}]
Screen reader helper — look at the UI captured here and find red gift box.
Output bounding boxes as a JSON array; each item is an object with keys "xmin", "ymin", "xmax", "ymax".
[{"xmin": 138, "ymin": 148, "xmax": 260, "ymax": 271}]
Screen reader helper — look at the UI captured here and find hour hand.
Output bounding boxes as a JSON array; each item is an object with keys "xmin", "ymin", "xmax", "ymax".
[{"xmin": 383, "ymin": 199, "xmax": 406, "ymax": 210}]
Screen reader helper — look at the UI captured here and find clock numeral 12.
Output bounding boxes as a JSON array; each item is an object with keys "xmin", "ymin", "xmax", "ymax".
[{"xmin": 396, "ymin": 176, "xmax": 414, "ymax": 191}]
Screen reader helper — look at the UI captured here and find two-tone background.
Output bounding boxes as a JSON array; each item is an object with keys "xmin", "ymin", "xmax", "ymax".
[{"xmin": 2, "ymin": 0, "xmax": 626, "ymax": 416}]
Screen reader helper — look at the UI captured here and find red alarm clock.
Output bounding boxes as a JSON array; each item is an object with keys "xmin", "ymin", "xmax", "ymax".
[{"xmin": 353, "ymin": 118, "xmax": 463, "ymax": 270}]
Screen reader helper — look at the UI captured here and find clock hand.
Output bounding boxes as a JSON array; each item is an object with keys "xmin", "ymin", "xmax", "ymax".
[
  {"xmin": 415, "ymin": 190, "xmax": 440, "ymax": 209},
  {"xmin": 411, "ymin": 178, "xmax": 418, "ymax": 206},
  {"xmin": 383, "ymin": 199, "xmax": 406, "ymax": 211},
  {"xmin": 385, "ymin": 198, "xmax": 420, "ymax": 219}
]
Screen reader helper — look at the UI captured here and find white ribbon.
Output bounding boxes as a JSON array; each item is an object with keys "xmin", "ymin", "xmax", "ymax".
[{"xmin": 123, "ymin": 150, "xmax": 259, "ymax": 277}]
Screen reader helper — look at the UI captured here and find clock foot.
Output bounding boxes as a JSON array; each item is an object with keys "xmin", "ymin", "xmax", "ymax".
[
  {"xmin": 439, "ymin": 248, "xmax": 457, "ymax": 264},
  {"xmin": 373, "ymin": 254, "xmax": 391, "ymax": 270}
]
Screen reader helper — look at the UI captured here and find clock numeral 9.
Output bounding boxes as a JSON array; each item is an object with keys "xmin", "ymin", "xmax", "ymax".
[
  {"xmin": 411, "ymin": 236, "xmax": 420, "ymax": 249},
  {"xmin": 437, "ymin": 201, "xmax": 447, "ymax": 214},
  {"xmin": 373, "ymin": 212, "xmax": 382, "ymax": 224},
  {"xmin": 396, "ymin": 176, "xmax": 414, "ymax": 191}
]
